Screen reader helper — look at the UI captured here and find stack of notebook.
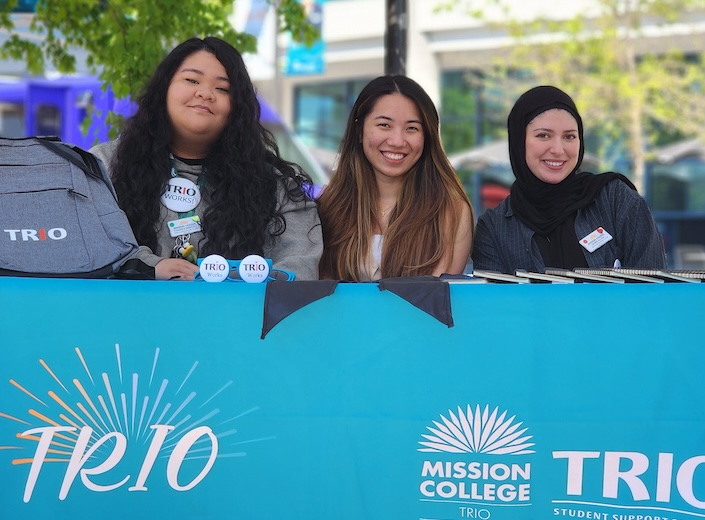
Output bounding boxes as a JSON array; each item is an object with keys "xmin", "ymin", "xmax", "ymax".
[{"xmin": 463, "ymin": 268, "xmax": 704, "ymax": 284}]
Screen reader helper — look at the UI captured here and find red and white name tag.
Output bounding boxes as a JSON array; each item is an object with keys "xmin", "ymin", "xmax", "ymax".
[{"xmin": 579, "ymin": 227, "xmax": 613, "ymax": 253}]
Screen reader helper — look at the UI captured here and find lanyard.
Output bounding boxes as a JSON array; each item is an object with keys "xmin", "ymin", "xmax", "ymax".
[
  {"xmin": 168, "ymin": 154, "xmax": 206, "ymax": 263},
  {"xmin": 169, "ymin": 153, "xmax": 206, "ymax": 218}
]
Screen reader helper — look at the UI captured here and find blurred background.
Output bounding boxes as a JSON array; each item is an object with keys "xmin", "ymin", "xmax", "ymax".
[{"xmin": 2, "ymin": 0, "xmax": 705, "ymax": 268}]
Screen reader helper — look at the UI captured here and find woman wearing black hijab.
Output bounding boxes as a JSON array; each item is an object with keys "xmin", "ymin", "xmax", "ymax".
[{"xmin": 472, "ymin": 85, "xmax": 666, "ymax": 274}]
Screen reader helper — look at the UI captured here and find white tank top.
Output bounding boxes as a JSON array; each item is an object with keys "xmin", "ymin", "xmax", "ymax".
[{"xmin": 361, "ymin": 234, "xmax": 384, "ymax": 281}]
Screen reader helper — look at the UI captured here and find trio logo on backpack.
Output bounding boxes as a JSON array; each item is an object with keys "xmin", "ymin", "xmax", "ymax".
[{"xmin": 3, "ymin": 228, "xmax": 68, "ymax": 241}]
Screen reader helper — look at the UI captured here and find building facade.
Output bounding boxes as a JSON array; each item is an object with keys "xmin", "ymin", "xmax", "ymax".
[{"xmin": 246, "ymin": 0, "xmax": 705, "ymax": 157}]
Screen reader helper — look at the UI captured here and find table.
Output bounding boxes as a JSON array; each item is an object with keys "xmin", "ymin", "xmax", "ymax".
[{"xmin": 0, "ymin": 277, "xmax": 703, "ymax": 520}]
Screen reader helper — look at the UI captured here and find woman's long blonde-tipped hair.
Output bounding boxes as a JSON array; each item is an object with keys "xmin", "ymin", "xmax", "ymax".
[{"xmin": 318, "ymin": 75, "xmax": 473, "ymax": 281}]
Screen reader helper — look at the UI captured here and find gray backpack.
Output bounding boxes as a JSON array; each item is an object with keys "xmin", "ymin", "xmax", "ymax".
[{"xmin": 0, "ymin": 137, "xmax": 139, "ymax": 277}]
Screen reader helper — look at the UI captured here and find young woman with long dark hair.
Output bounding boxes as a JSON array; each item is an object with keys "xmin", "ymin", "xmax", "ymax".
[
  {"xmin": 91, "ymin": 37, "xmax": 322, "ymax": 280},
  {"xmin": 317, "ymin": 75, "xmax": 474, "ymax": 281}
]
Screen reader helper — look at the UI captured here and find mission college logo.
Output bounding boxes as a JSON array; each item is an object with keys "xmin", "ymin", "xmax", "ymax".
[
  {"xmin": 416, "ymin": 405, "xmax": 705, "ymax": 519},
  {"xmin": 418, "ymin": 404, "xmax": 535, "ymax": 519},
  {"xmin": 0, "ymin": 344, "xmax": 267, "ymax": 503}
]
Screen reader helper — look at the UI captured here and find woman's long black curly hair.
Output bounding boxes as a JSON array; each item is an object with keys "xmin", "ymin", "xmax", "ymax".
[{"xmin": 111, "ymin": 37, "xmax": 312, "ymax": 258}]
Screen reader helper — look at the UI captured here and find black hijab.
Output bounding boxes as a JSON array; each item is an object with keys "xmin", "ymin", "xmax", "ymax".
[{"xmin": 508, "ymin": 86, "xmax": 635, "ymax": 236}]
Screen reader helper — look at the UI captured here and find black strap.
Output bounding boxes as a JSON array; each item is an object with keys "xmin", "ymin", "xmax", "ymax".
[
  {"xmin": 111, "ymin": 258, "xmax": 156, "ymax": 280},
  {"xmin": 0, "ymin": 265, "xmax": 115, "ymax": 279},
  {"xmin": 36, "ymin": 137, "xmax": 118, "ymax": 201},
  {"xmin": 37, "ymin": 138, "xmax": 104, "ymax": 182}
]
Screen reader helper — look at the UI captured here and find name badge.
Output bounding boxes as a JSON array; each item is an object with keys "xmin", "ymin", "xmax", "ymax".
[
  {"xmin": 161, "ymin": 177, "xmax": 201, "ymax": 213},
  {"xmin": 167, "ymin": 215, "xmax": 202, "ymax": 237},
  {"xmin": 579, "ymin": 227, "xmax": 613, "ymax": 253}
]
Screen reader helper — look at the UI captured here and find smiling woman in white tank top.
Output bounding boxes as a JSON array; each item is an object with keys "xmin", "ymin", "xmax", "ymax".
[{"xmin": 318, "ymin": 75, "xmax": 474, "ymax": 281}]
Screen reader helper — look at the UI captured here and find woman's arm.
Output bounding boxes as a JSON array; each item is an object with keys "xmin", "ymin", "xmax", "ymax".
[
  {"xmin": 91, "ymin": 141, "xmax": 199, "ymax": 281},
  {"xmin": 470, "ymin": 211, "xmax": 509, "ymax": 273},
  {"xmin": 154, "ymin": 258, "xmax": 199, "ymax": 280},
  {"xmin": 265, "ymin": 181, "xmax": 323, "ymax": 281},
  {"xmin": 432, "ymin": 203, "xmax": 474, "ymax": 276},
  {"xmin": 615, "ymin": 185, "xmax": 667, "ymax": 269}
]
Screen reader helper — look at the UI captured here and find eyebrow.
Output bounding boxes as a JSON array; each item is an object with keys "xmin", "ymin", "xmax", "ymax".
[
  {"xmin": 179, "ymin": 68, "xmax": 230, "ymax": 83},
  {"xmin": 374, "ymin": 115, "xmax": 422, "ymax": 124},
  {"xmin": 530, "ymin": 127, "xmax": 578, "ymax": 133}
]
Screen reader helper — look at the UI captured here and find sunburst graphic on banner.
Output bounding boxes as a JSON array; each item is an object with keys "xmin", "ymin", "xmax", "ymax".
[
  {"xmin": 418, "ymin": 404, "xmax": 535, "ymax": 455},
  {"xmin": 0, "ymin": 344, "xmax": 272, "ymax": 467}
]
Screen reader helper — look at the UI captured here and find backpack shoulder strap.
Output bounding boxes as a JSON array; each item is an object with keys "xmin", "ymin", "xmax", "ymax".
[{"xmin": 36, "ymin": 138, "xmax": 117, "ymax": 199}]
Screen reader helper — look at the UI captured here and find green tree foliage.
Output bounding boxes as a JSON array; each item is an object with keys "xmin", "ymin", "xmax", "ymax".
[
  {"xmin": 446, "ymin": 0, "xmax": 705, "ymax": 193},
  {"xmin": 0, "ymin": 0, "xmax": 317, "ymax": 136}
]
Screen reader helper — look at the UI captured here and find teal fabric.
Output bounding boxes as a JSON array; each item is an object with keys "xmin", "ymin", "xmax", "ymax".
[{"xmin": 0, "ymin": 278, "xmax": 702, "ymax": 519}]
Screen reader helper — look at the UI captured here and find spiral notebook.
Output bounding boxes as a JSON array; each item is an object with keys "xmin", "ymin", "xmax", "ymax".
[{"xmin": 575, "ymin": 268, "xmax": 702, "ymax": 283}]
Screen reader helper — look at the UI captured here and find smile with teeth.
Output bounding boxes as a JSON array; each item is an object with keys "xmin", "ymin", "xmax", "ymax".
[
  {"xmin": 382, "ymin": 151, "xmax": 405, "ymax": 160},
  {"xmin": 543, "ymin": 160, "xmax": 565, "ymax": 168}
]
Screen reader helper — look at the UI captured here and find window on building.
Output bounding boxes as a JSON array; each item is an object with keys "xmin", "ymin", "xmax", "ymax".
[
  {"xmin": 440, "ymin": 69, "xmax": 511, "ymax": 155},
  {"xmin": 293, "ymin": 78, "xmax": 372, "ymax": 152},
  {"xmin": 650, "ymin": 158, "xmax": 705, "ymax": 213},
  {"xmin": 35, "ymin": 104, "xmax": 61, "ymax": 136},
  {"xmin": 0, "ymin": 103, "xmax": 24, "ymax": 137},
  {"xmin": 441, "ymin": 70, "xmax": 516, "ymax": 212}
]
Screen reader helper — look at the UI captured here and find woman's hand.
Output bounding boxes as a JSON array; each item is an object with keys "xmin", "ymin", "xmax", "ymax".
[{"xmin": 155, "ymin": 258, "xmax": 199, "ymax": 281}]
